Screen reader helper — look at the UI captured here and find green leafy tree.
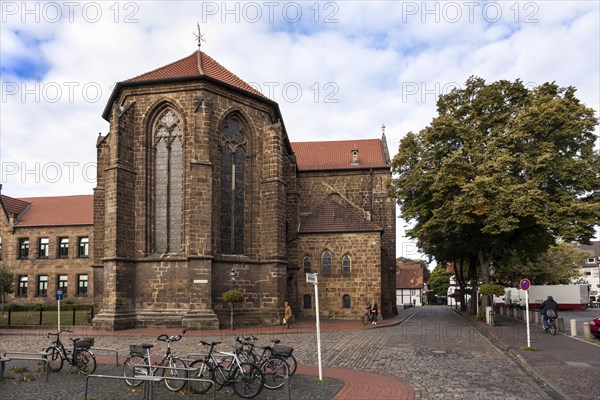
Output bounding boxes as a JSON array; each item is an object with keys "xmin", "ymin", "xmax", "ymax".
[
  {"xmin": 0, "ymin": 265, "xmax": 15, "ymax": 315},
  {"xmin": 499, "ymin": 242, "xmax": 592, "ymax": 285},
  {"xmin": 428, "ymin": 264, "xmax": 450, "ymax": 296},
  {"xmin": 388, "ymin": 77, "xmax": 600, "ymax": 307}
]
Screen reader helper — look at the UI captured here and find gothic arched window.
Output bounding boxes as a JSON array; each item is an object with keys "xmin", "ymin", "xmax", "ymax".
[
  {"xmin": 154, "ymin": 109, "xmax": 183, "ymax": 253},
  {"xmin": 342, "ymin": 254, "xmax": 351, "ymax": 275},
  {"xmin": 303, "ymin": 294, "xmax": 312, "ymax": 309},
  {"xmin": 342, "ymin": 294, "xmax": 351, "ymax": 308},
  {"xmin": 322, "ymin": 250, "xmax": 332, "ymax": 275},
  {"xmin": 303, "ymin": 256, "xmax": 311, "ymax": 274},
  {"xmin": 220, "ymin": 118, "xmax": 246, "ymax": 254}
]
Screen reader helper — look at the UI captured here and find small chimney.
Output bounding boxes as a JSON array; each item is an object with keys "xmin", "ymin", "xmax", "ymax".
[{"xmin": 351, "ymin": 145, "xmax": 359, "ymax": 166}]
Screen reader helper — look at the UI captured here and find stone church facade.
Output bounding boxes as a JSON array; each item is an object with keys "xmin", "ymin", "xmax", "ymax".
[{"xmin": 1, "ymin": 49, "xmax": 397, "ymax": 330}]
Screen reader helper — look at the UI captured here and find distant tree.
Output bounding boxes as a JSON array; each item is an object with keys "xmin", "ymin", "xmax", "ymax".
[
  {"xmin": 388, "ymin": 77, "xmax": 600, "ymax": 307},
  {"xmin": 428, "ymin": 264, "xmax": 450, "ymax": 297},
  {"xmin": 499, "ymin": 242, "xmax": 593, "ymax": 285},
  {"xmin": 0, "ymin": 265, "xmax": 15, "ymax": 314}
]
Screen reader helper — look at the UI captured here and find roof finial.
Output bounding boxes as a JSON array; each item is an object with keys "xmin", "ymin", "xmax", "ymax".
[
  {"xmin": 381, "ymin": 123, "xmax": 386, "ymax": 136},
  {"xmin": 194, "ymin": 23, "xmax": 206, "ymax": 50}
]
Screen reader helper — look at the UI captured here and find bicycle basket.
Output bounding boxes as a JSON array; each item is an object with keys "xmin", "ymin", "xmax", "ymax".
[
  {"xmin": 129, "ymin": 345, "xmax": 145, "ymax": 355},
  {"xmin": 272, "ymin": 344, "xmax": 293, "ymax": 357},
  {"xmin": 76, "ymin": 338, "xmax": 94, "ymax": 348}
]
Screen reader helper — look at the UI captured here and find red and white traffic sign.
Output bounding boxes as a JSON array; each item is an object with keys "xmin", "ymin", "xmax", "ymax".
[{"xmin": 519, "ymin": 278, "xmax": 531, "ymax": 291}]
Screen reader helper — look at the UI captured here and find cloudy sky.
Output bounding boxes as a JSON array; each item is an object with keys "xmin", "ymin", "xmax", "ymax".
[{"xmin": 1, "ymin": 1, "xmax": 599, "ymax": 258}]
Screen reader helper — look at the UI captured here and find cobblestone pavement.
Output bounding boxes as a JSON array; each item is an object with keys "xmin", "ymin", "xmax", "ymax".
[{"xmin": 0, "ymin": 306, "xmax": 570, "ymax": 399}]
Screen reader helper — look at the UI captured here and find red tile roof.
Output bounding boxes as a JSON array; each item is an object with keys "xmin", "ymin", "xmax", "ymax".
[
  {"xmin": 126, "ymin": 51, "xmax": 265, "ymax": 98},
  {"xmin": 299, "ymin": 200, "xmax": 382, "ymax": 234},
  {"xmin": 1, "ymin": 195, "xmax": 31, "ymax": 216},
  {"xmin": 291, "ymin": 139, "xmax": 388, "ymax": 171},
  {"xmin": 396, "ymin": 263, "xmax": 425, "ymax": 289},
  {"xmin": 12, "ymin": 195, "xmax": 93, "ymax": 227}
]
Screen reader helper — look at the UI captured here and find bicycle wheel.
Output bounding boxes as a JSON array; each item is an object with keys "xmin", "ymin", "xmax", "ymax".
[
  {"xmin": 232, "ymin": 362, "xmax": 264, "ymax": 399},
  {"xmin": 75, "ymin": 349, "xmax": 97, "ymax": 374},
  {"xmin": 188, "ymin": 360, "xmax": 214, "ymax": 394},
  {"xmin": 259, "ymin": 356, "xmax": 289, "ymax": 390},
  {"xmin": 163, "ymin": 356, "xmax": 187, "ymax": 392},
  {"xmin": 284, "ymin": 354, "xmax": 297, "ymax": 376},
  {"xmin": 45, "ymin": 346, "xmax": 63, "ymax": 372},
  {"xmin": 123, "ymin": 354, "xmax": 147, "ymax": 387},
  {"xmin": 362, "ymin": 314, "xmax": 369, "ymax": 325}
]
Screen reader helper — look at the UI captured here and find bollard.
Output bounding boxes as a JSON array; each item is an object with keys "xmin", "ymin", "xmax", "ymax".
[
  {"xmin": 557, "ymin": 316, "xmax": 565, "ymax": 333},
  {"xmin": 570, "ymin": 319, "xmax": 577, "ymax": 336},
  {"xmin": 583, "ymin": 322, "xmax": 591, "ymax": 339},
  {"xmin": 533, "ymin": 311, "xmax": 540, "ymax": 325},
  {"xmin": 284, "ymin": 373, "xmax": 291, "ymax": 400},
  {"xmin": 513, "ymin": 308, "xmax": 519, "ymax": 318}
]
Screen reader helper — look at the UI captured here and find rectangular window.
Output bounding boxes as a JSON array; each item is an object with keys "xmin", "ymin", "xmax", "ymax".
[
  {"xmin": 58, "ymin": 237, "xmax": 69, "ymax": 258},
  {"xmin": 37, "ymin": 275, "xmax": 48, "ymax": 296},
  {"xmin": 18, "ymin": 276, "xmax": 28, "ymax": 296},
  {"xmin": 587, "ymin": 258, "xmax": 596, "ymax": 264},
  {"xmin": 39, "ymin": 237, "xmax": 49, "ymax": 258},
  {"xmin": 77, "ymin": 274, "xmax": 88, "ymax": 296},
  {"xmin": 78, "ymin": 237, "xmax": 89, "ymax": 258},
  {"xmin": 58, "ymin": 274, "xmax": 68, "ymax": 295},
  {"xmin": 18, "ymin": 238, "xmax": 29, "ymax": 259}
]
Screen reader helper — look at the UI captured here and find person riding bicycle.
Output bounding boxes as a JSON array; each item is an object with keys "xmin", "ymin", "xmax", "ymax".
[{"xmin": 540, "ymin": 295, "xmax": 559, "ymax": 332}]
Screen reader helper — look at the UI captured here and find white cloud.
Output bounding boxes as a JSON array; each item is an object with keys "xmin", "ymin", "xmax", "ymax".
[{"xmin": 1, "ymin": 0, "xmax": 598, "ymax": 257}]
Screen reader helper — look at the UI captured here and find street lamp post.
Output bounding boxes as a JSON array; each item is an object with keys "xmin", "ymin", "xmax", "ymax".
[{"xmin": 229, "ymin": 269, "xmax": 236, "ymax": 330}]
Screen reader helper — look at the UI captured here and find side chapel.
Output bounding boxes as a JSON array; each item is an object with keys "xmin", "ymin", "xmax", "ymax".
[{"xmin": 89, "ymin": 47, "xmax": 397, "ymax": 329}]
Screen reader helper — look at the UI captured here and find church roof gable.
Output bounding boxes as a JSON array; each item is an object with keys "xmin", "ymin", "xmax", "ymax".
[
  {"xmin": 291, "ymin": 139, "xmax": 388, "ymax": 171},
  {"xmin": 1, "ymin": 194, "xmax": 31, "ymax": 216},
  {"xmin": 125, "ymin": 51, "xmax": 265, "ymax": 98},
  {"xmin": 299, "ymin": 200, "xmax": 382, "ymax": 234}
]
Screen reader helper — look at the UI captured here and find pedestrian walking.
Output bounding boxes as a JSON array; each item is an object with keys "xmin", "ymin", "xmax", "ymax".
[
  {"xmin": 540, "ymin": 295, "xmax": 558, "ymax": 332},
  {"xmin": 283, "ymin": 301, "xmax": 294, "ymax": 329}
]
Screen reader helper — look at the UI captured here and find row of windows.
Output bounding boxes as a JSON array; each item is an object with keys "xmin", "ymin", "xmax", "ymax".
[
  {"xmin": 302, "ymin": 294, "xmax": 352, "ymax": 309},
  {"xmin": 303, "ymin": 252, "xmax": 352, "ymax": 275},
  {"xmin": 17, "ymin": 274, "xmax": 88, "ymax": 297},
  {"xmin": 15, "ymin": 237, "xmax": 89, "ymax": 260}
]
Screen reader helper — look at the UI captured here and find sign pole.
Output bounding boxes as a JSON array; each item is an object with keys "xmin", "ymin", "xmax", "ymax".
[
  {"xmin": 525, "ymin": 289, "xmax": 530, "ymax": 348},
  {"xmin": 520, "ymin": 279, "xmax": 531, "ymax": 348},
  {"xmin": 58, "ymin": 297, "xmax": 61, "ymax": 331},
  {"xmin": 307, "ymin": 273, "xmax": 323, "ymax": 381},
  {"xmin": 314, "ymin": 282, "xmax": 323, "ymax": 381},
  {"xmin": 56, "ymin": 289, "xmax": 63, "ymax": 331}
]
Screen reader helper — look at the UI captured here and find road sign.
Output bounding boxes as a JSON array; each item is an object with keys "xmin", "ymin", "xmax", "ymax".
[
  {"xmin": 56, "ymin": 289, "xmax": 63, "ymax": 301},
  {"xmin": 519, "ymin": 278, "xmax": 530, "ymax": 291},
  {"xmin": 306, "ymin": 273, "xmax": 318, "ymax": 285}
]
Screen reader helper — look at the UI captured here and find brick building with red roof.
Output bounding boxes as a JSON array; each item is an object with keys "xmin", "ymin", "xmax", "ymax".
[
  {"xmin": 0, "ymin": 188, "xmax": 94, "ymax": 304},
  {"xmin": 1, "ymin": 49, "xmax": 397, "ymax": 329}
]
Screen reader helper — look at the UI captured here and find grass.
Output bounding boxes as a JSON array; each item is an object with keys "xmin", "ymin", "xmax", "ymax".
[
  {"xmin": 519, "ymin": 346, "xmax": 540, "ymax": 352},
  {"xmin": 0, "ymin": 310, "xmax": 91, "ymax": 326}
]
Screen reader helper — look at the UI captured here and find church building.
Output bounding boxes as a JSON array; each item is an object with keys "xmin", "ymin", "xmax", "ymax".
[{"xmin": 1, "ymin": 48, "xmax": 397, "ymax": 330}]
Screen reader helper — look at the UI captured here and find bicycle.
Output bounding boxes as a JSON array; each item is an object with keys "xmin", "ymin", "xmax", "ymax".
[
  {"xmin": 188, "ymin": 340, "xmax": 265, "ymax": 399},
  {"xmin": 236, "ymin": 336, "xmax": 297, "ymax": 378},
  {"xmin": 544, "ymin": 310, "xmax": 558, "ymax": 335},
  {"xmin": 45, "ymin": 330, "xmax": 96, "ymax": 375},
  {"xmin": 236, "ymin": 336, "xmax": 289, "ymax": 389},
  {"xmin": 362, "ymin": 309, "xmax": 377, "ymax": 325},
  {"xmin": 123, "ymin": 332, "xmax": 187, "ymax": 392}
]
